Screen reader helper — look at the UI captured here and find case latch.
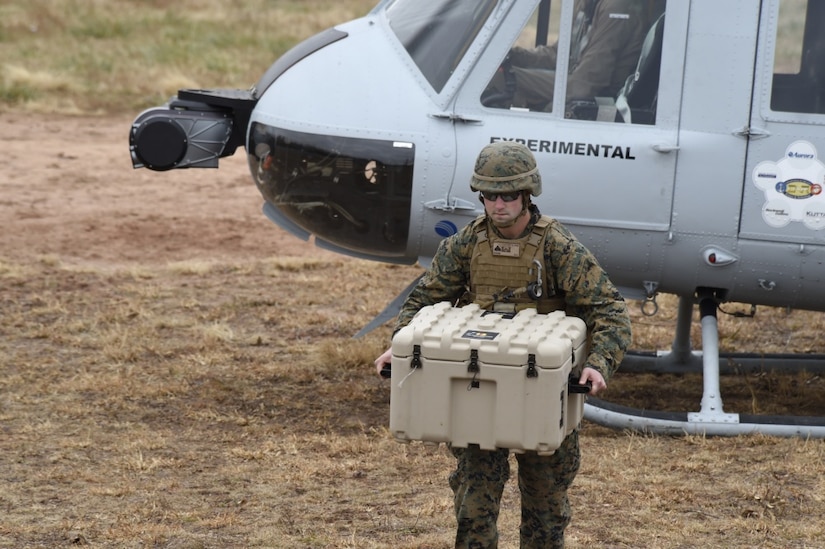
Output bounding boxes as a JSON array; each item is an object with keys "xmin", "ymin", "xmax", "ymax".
[
  {"xmin": 468, "ymin": 349, "xmax": 480, "ymax": 389},
  {"xmin": 527, "ymin": 353, "xmax": 538, "ymax": 378},
  {"xmin": 412, "ymin": 345, "xmax": 422, "ymax": 370}
]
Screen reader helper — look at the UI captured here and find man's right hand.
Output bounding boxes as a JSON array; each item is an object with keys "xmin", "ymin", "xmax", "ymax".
[{"xmin": 374, "ymin": 348, "xmax": 392, "ymax": 377}]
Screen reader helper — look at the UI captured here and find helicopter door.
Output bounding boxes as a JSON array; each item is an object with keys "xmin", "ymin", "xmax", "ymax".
[
  {"xmin": 449, "ymin": 0, "xmax": 684, "ymax": 266},
  {"xmin": 741, "ymin": 0, "xmax": 825, "ymax": 245}
]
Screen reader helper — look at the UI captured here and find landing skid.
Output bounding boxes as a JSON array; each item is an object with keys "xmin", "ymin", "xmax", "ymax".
[{"xmin": 585, "ymin": 292, "xmax": 825, "ymax": 438}]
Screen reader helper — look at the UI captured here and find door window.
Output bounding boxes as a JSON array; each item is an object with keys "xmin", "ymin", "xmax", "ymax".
[
  {"xmin": 482, "ymin": 0, "xmax": 666, "ymax": 124},
  {"xmin": 771, "ymin": 0, "xmax": 825, "ymax": 114}
]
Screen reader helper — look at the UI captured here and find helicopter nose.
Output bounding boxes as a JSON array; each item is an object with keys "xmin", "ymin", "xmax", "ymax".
[{"xmin": 248, "ymin": 123, "xmax": 416, "ymax": 262}]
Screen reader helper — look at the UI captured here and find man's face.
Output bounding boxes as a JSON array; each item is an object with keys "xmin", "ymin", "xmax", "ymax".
[{"xmin": 481, "ymin": 190, "xmax": 523, "ymax": 228}]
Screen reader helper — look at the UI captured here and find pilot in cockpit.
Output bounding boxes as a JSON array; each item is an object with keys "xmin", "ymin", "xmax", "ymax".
[{"xmin": 484, "ymin": 0, "xmax": 664, "ymax": 117}]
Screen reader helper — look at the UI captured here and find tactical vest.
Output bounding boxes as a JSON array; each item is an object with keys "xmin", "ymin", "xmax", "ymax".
[{"xmin": 466, "ymin": 215, "xmax": 566, "ymax": 314}]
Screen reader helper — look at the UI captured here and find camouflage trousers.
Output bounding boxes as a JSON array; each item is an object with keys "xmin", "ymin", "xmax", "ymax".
[{"xmin": 448, "ymin": 430, "xmax": 581, "ymax": 549}]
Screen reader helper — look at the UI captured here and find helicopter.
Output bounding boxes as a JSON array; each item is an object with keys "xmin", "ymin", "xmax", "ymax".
[{"xmin": 129, "ymin": 0, "xmax": 825, "ymax": 438}]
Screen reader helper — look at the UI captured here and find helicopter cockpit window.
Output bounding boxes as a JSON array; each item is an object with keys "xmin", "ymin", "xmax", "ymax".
[
  {"xmin": 481, "ymin": 2, "xmax": 561, "ymax": 112},
  {"xmin": 482, "ymin": 0, "xmax": 666, "ymax": 125},
  {"xmin": 387, "ymin": 0, "xmax": 498, "ymax": 93},
  {"xmin": 770, "ymin": 0, "xmax": 825, "ymax": 115}
]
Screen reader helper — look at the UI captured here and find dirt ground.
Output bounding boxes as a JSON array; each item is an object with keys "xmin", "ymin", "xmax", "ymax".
[
  {"xmin": 0, "ymin": 112, "xmax": 322, "ymax": 268},
  {"xmin": 3, "ymin": 113, "xmax": 825, "ymax": 548}
]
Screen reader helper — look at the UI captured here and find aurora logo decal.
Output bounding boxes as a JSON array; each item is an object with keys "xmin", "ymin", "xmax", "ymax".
[{"xmin": 752, "ymin": 140, "xmax": 825, "ymax": 230}]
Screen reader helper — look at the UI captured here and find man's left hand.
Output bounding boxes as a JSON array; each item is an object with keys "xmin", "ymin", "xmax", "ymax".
[{"xmin": 579, "ymin": 366, "xmax": 607, "ymax": 396}]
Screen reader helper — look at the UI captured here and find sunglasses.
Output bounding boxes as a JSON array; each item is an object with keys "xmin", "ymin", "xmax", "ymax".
[{"xmin": 481, "ymin": 191, "xmax": 521, "ymax": 202}]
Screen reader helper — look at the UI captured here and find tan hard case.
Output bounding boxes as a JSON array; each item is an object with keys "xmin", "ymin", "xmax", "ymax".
[{"xmin": 389, "ymin": 302, "xmax": 587, "ymax": 455}]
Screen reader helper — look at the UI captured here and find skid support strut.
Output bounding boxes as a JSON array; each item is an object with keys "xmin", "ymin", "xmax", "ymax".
[{"xmin": 686, "ymin": 291, "xmax": 739, "ymax": 425}]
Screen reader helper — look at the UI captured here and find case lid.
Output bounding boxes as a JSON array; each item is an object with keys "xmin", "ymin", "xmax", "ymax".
[{"xmin": 392, "ymin": 302, "xmax": 586, "ymax": 369}]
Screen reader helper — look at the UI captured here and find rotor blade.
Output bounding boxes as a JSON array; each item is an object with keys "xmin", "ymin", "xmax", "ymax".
[{"xmin": 352, "ymin": 273, "xmax": 424, "ymax": 338}]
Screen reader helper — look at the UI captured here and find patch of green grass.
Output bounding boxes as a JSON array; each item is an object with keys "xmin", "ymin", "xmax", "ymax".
[
  {"xmin": 0, "ymin": 82, "xmax": 37, "ymax": 104},
  {"xmin": 0, "ymin": 0, "xmax": 376, "ymax": 114}
]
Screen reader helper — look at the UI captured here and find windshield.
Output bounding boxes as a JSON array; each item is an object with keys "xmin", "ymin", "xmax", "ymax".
[{"xmin": 387, "ymin": 0, "xmax": 500, "ymax": 92}]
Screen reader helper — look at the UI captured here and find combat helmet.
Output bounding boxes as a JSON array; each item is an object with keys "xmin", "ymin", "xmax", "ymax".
[{"xmin": 470, "ymin": 141, "xmax": 542, "ymax": 197}]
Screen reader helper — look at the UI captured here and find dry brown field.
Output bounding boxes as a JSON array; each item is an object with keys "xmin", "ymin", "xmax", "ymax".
[
  {"xmin": 1, "ymin": 111, "xmax": 824, "ymax": 548},
  {"xmin": 2, "ymin": 1, "xmax": 825, "ymax": 547}
]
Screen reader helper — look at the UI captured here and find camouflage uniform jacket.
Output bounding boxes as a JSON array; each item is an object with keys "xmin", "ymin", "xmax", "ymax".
[{"xmin": 394, "ymin": 206, "xmax": 631, "ymax": 381}]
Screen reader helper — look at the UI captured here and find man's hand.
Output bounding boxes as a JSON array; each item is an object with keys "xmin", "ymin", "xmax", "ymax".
[
  {"xmin": 579, "ymin": 366, "xmax": 607, "ymax": 396},
  {"xmin": 374, "ymin": 348, "xmax": 392, "ymax": 377}
]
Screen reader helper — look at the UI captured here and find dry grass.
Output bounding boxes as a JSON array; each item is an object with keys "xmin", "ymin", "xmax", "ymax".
[
  {"xmin": 2, "ymin": 0, "xmax": 825, "ymax": 547},
  {"xmin": 0, "ymin": 0, "xmax": 378, "ymax": 114},
  {"xmin": 2, "ymin": 256, "xmax": 825, "ymax": 548}
]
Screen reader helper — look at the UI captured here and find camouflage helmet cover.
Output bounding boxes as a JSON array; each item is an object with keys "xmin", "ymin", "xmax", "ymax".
[{"xmin": 470, "ymin": 141, "xmax": 542, "ymax": 196}]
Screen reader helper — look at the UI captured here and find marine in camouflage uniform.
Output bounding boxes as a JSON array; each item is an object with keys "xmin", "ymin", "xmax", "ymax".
[{"xmin": 377, "ymin": 141, "xmax": 631, "ymax": 548}]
